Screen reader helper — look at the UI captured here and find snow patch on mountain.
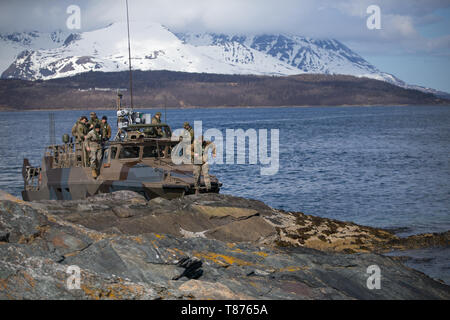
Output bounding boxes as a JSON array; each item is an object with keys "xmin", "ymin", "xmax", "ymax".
[
  {"xmin": 0, "ymin": 29, "xmax": 69, "ymax": 74},
  {"xmin": 1, "ymin": 21, "xmax": 444, "ymax": 97}
]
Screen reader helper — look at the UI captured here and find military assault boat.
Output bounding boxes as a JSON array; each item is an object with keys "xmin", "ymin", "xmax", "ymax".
[{"xmin": 21, "ymin": 93, "xmax": 221, "ymax": 201}]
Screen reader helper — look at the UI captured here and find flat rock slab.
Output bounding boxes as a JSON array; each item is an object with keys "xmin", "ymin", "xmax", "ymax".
[
  {"xmin": 192, "ymin": 205, "xmax": 258, "ymax": 219},
  {"xmin": 1, "ymin": 190, "xmax": 449, "ymax": 300},
  {"xmin": 24, "ymin": 191, "xmax": 450, "ymax": 253},
  {"xmin": 205, "ymin": 216, "xmax": 276, "ymax": 242}
]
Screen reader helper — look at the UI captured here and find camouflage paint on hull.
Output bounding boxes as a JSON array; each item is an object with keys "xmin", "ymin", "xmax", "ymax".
[{"xmin": 22, "ymin": 161, "xmax": 220, "ymax": 201}]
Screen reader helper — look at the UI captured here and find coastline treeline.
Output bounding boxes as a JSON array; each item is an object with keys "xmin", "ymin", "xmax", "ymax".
[{"xmin": 0, "ymin": 70, "xmax": 447, "ymax": 110}]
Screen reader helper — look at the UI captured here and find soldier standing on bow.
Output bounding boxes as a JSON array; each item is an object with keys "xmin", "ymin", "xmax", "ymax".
[
  {"xmin": 151, "ymin": 112, "xmax": 163, "ymax": 137},
  {"xmin": 193, "ymin": 135, "xmax": 216, "ymax": 195},
  {"xmin": 85, "ymin": 124, "xmax": 103, "ymax": 179},
  {"xmin": 183, "ymin": 122, "xmax": 194, "ymax": 143}
]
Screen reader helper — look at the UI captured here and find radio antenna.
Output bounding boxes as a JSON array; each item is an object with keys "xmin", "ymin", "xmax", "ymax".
[{"xmin": 126, "ymin": 0, "xmax": 134, "ymax": 109}]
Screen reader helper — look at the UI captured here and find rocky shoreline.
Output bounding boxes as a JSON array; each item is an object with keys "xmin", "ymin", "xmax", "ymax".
[{"xmin": 0, "ymin": 190, "xmax": 449, "ymax": 299}]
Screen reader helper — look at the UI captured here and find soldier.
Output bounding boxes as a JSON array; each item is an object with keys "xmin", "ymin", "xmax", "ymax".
[
  {"xmin": 183, "ymin": 122, "xmax": 194, "ymax": 143},
  {"xmin": 193, "ymin": 135, "xmax": 216, "ymax": 194},
  {"xmin": 85, "ymin": 124, "xmax": 103, "ymax": 179},
  {"xmin": 100, "ymin": 116, "xmax": 112, "ymax": 141},
  {"xmin": 151, "ymin": 112, "xmax": 163, "ymax": 137},
  {"xmin": 71, "ymin": 116, "xmax": 89, "ymax": 166},
  {"xmin": 88, "ymin": 112, "xmax": 101, "ymax": 131},
  {"xmin": 74, "ymin": 116, "xmax": 88, "ymax": 143},
  {"xmin": 71, "ymin": 117, "xmax": 81, "ymax": 139}
]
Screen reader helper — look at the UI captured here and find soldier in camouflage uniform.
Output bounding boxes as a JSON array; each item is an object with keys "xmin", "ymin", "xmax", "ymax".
[
  {"xmin": 151, "ymin": 112, "xmax": 163, "ymax": 137},
  {"xmin": 183, "ymin": 122, "xmax": 194, "ymax": 143},
  {"xmin": 73, "ymin": 116, "xmax": 88, "ymax": 143},
  {"xmin": 71, "ymin": 116, "xmax": 89, "ymax": 166},
  {"xmin": 71, "ymin": 117, "xmax": 81, "ymax": 140},
  {"xmin": 88, "ymin": 112, "xmax": 101, "ymax": 132},
  {"xmin": 85, "ymin": 124, "xmax": 103, "ymax": 179},
  {"xmin": 193, "ymin": 135, "xmax": 216, "ymax": 194},
  {"xmin": 100, "ymin": 116, "xmax": 112, "ymax": 141}
]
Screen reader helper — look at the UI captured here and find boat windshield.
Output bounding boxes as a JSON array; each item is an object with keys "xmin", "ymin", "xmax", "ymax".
[{"xmin": 119, "ymin": 146, "xmax": 140, "ymax": 159}]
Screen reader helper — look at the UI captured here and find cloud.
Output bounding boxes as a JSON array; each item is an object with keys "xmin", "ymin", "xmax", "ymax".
[{"xmin": 0, "ymin": 0, "xmax": 448, "ymax": 56}]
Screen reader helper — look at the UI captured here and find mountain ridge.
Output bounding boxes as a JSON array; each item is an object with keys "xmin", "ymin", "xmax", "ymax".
[
  {"xmin": 1, "ymin": 23, "xmax": 394, "ymax": 81},
  {"xmin": 0, "ymin": 22, "xmax": 448, "ymax": 98}
]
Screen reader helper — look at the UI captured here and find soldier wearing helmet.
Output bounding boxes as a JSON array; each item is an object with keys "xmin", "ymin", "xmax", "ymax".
[
  {"xmin": 193, "ymin": 135, "xmax": 216, "ymax": 194},
  {"xmin": 151, "ymin": 112, "xmax": 163, "ymax": 137},
  {"xmin": 72, "ymin": 116, "xmax": 89, "ymax": 143},
  {"xmin": 183, "ymin": 122, "xmax": 194, "ymax": 143},
  {"xmin": 85, "ymin": 123, "xmax": 103, "ymax": 179},
  {"xmin": 88, "ymin": 112, "xmax": 101, "ymax": 131}
]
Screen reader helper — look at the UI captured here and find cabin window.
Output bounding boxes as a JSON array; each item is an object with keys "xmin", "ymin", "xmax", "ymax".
[
  {"xmin": 111, "ymin": 147, "xmax": 118, "ymax": 159},
  {"xmin": 143, "ymin": 146, "xmax": 158, "ymax": 158},
  {"xmin": 119, "ymin": 146, "xmax": 140, "ymax": 159}
]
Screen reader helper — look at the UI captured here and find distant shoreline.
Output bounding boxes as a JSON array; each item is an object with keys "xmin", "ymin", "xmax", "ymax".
[
  {"xmin": 1, "ymin": 71, "xmax": 448, "ymax": 111},
  {"xmin": 1, "ymin": 104, "xmax": 449, "ymax": 113}
]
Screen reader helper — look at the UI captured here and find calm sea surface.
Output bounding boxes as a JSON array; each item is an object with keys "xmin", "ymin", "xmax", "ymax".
[
  {"xmin": 1, "ymin": 105, "xmax": 449, "ymax": 283},
  {"xmin": 1, "ymin": 105, "xmax": 449, "ymax": 234}
]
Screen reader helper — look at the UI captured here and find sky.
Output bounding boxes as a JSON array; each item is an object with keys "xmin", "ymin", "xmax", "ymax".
[{"xmin": 0, "ymin": 0, "xmax": 449, "ymax": 92}]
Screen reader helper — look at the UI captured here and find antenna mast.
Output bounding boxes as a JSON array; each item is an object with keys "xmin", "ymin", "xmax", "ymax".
[{"xmin": 126, "ymin": 0, "xmax": 133, "ymax": 109}]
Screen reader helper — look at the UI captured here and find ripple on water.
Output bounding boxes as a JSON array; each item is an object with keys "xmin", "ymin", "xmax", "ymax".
[{"xmin": 0, "ymin": 106, "xmax": 449, "ymax": 236}]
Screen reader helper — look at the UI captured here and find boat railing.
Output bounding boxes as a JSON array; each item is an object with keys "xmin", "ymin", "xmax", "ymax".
[
  {"xmin": 24, "ymin": 166, "xmax": 41, "ymax": 190},
  {"xmin": 46, "ymin": 142, "xmax": 89, "ymax": 168}
]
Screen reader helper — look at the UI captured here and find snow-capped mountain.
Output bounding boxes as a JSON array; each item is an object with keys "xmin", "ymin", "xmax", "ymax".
[
  {"xmin": 0, "ymin": 22, "xmax": 406, "ymax": 88},
  {"xmin": 176, "ymin": 33, "xmax": 399, "ymax": 82},
  {"xmin": 0, "ymin": 29, "xmax": 69, "ymax": 74}
]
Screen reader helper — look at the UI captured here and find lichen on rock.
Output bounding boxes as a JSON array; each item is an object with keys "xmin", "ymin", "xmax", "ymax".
[{"xmin": 0, "ymin": 190, "xmax": 449, "ymax": 300}]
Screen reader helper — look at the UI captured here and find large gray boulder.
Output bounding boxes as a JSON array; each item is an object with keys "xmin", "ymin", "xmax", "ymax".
[{"xmin": 0, "ymin": 191, "xmax": 449, "ymax": 300}]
